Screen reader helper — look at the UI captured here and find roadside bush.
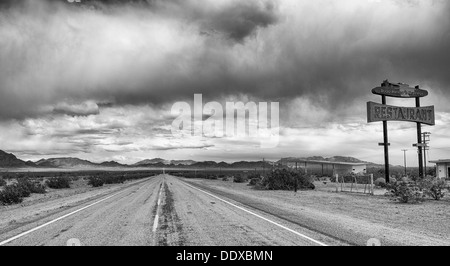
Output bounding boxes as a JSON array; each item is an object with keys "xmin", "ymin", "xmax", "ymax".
[
  {"xmin": 374, "ymin": 178, "xmax": 386, "ymax": 188},
  {"xmin": 17, "ymin": 178, "xmax": 46, "ymax": 194},
  {"xmin": 248, "ymin": 177, "xmax": 261, "ymax": 186},
  {"xmin": 103, "ymin": 175, "xmax": 125, "ymax": 184},
  {"xmin": 222, "ymin": 176, "xmax": 229, "ymax": 182},
  {"xmin": 70, "ymin": 176, "xmax": 81, "ymax": 181},
  {"xmin": 420, "ymin": 177, "xmax": 447, "ymax": 201},
  {"xmin": 386, "ymin": 181, "xmax": 424, "ymax": 204},
  {"xmin": 253, "ymin": 169, "xmax": 315, "ymax": 191},
  {"xmin": 0, "ymin": 178, "xmax": 6, "ymax": 187},
  {"xmin": 88, "ymin": 176, "xmax": 105, "ymax": 187},
  {"xmin": 196, "ymin": 173, "xmax": 207, "ymax": 179},
  {"xmin": 0, "ymin": 178, "xmax": 49, "ymax": 205},
  {"xmin": 0, "ymin": 185, "xmax": 24, "ymax": 205},
  {"xmin": 205, "ymin": 175, "xmax": 218, "ymax": 180},
  {"xmin": 13, "ymin": 183, "xmax": 31, "ymax": 198},
  {"xmin": 46, "ymin": 176, "xmax": 71, "ymax": 189},
  {"xmin": 233, "ymin": 174, "xmax": 247, "ymax": 183}
]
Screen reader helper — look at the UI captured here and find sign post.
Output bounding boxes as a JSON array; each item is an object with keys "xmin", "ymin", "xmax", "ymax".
[
  {"xmin": 368, "ymin": 80, "xmax": 434, "ymax": 182},
  {"xmin": 416, "ymin": 97, "xmax": 424, "ymax": 178},
  {"xmin": 382, "ymin": 95, "xmax": 390, "ymax": 183}
]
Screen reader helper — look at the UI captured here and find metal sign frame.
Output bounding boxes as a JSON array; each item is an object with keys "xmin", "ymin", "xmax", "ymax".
[{"xmin": 367, "ymin": 80, "xmax": 435, "ymax": 182}]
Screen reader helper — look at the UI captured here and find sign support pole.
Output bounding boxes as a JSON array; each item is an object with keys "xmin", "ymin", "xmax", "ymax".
[
  {"xmin": 416, "ymin": 97, "xmax": 424, "ymax": 179},
  {"xmin": 382, "ymin": 95, "xmax": 390, "ymax": 183}
]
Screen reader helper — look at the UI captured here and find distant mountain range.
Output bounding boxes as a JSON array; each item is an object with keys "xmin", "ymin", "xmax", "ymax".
[
  {"xmin": 280, "ymin": 156, "xmax": 369, "ymax": 164},
  {"xmin": 0, "ymin": 150, "xmax": 36, "ymax": 168},
  {"xmin": 133, "ymin": 158, "xmax": 197, "ymax": 166},
  {"xmin": 0, "ymin": 149, "xmax": 384, "ymax": 169},
  {"xmin": 278, "ymin": 156, "xmax": 385, "ymax": 167},
  {"xmin": 35, "ymin": 158, "xmax": 96, "ymax": 168}
]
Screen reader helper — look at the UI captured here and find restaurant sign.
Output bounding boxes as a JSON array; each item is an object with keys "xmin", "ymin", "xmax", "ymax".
[{"xmin": 367, "ymin": 101, "xmax": 435, "ymax": 126}]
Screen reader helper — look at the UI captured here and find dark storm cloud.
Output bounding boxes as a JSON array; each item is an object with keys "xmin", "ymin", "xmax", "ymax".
[
  {"xmin": 0, "ymin": 0, "xmax": 449, "ymax": 121},
  {"xmin": 146, "ymin": 0, "xmax": 278, "ymax": 42},
  {"xmin": 150, "ymin": 143, "xmax": 214, "ymax": 151},
  {"xmin": 53, "ymin": 101, "xmax": 100, "ymax": 116}
]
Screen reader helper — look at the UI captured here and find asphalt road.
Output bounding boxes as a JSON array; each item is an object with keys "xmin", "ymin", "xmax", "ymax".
[{"xmin": 0, "ymin": 175, "xmax": 348, "ymax": 246}]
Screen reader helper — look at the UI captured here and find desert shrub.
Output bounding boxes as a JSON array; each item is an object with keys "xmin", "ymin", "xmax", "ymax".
[
  {"xmin": 233, "ymin": 174, "xmax": 247, "ymax": 183},
  {"xmin": 46, "ymin": 176, "xmax": 71, "ymax": 189},
  {"xmin": 247, "ymin": 173, "xmax": 262, "ymax": 186},
  {"xmin": 103, "ymin": 175, "xmax": 125, "ymax": 184},
  {"xmin": 70, "ymin": 176, "xmax": 81, "ymax": 181},
  {"xmin": 0, "ymin": 178, "xmax": 6, "ymax": 187},
  {"xmin": 0, "ymin": 185, "xmax": 24, "ymax": 205},
  {"xmin": 386, "ymin": 181, "xmax": 424, "ymax": 203},
  {"xmin": 248, "ymin": 177, "xmax": 261, "ymax": 186},
  {"xmin": 17, "ymin": 178, "xmax": 46, "ymax": 194},
  {"xmin": 205, "ymin": 175, "xmax": 218, "ymax": 180},
  {"xmin": 196, "ymin": 173, "xmax": 207, "ymax": 179},
  {"xmin": 222, "ymin": 176, "xmax": 229, "ymax": 181},
  {"xmin": 0, "ymin": 179, "xmax": 46, "ymax": 205},
  {"xmin": 254, "ymin": 169, "xmax": 315, "ymax": 191},
  {"xmin": 374, "ymin": 178, "xmax": 386, "ymax": 188},
  {"xmin": 390, "ymin": 177, "xmax": 397, "ymax": 184},
  {"xmin": 247, "ymin": 173, "xmax": 261, "ymax": 179},
  {"xmin": 13, "ymin": 183, "xmax": 31, "ymax": 198},
  {"xmin": 420, "ymin": 177, "xmax": 447, "ymax": 201},
  {"xmin": 88, "ymin": 176, "xmax": 105, "ymax": 187}
]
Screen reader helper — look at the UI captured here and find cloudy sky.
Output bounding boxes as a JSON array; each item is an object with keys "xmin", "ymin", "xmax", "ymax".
[{"xmin": 0, "ymin": 0, "xmax": 449, "ymax": 165}]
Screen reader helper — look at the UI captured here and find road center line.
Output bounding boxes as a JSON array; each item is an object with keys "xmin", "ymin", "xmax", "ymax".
[
  {"xmin": 152, "ymin": 182, "xmax": 164, "ymax": 233},
  {"xmin": 180, "ymin": 179, "xmax": 328, "ymax": 246}
]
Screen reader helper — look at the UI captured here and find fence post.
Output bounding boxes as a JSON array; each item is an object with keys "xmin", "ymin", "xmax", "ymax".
[
  {"xmin": 370, "ymin": 174, "xmax": 374, "ymax": 195},
  {"xmin": 335, "ymin": 174, "xmax": 339, "ymax": 193}
]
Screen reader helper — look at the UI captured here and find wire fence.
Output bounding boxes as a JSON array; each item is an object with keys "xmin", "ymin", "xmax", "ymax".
[{"xmin": 334, "ymin": 174, "xmax": 374, "ymax": 195}]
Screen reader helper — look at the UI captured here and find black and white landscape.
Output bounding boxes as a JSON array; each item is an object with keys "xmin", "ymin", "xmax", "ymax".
[{"xmin": 0, "ymin": 0, "xmax": 449, "ymax": 248}]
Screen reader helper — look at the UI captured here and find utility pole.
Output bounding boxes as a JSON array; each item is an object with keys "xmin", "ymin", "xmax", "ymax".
[
  {"xmin": 401, "ymin": 149, "xmax": 408, "ymax": 177},
  {"xmin": 422, "ymin": 132, "xmax": 431, "ymax": 177}
]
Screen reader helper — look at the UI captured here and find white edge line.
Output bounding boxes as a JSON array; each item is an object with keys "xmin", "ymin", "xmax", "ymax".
[
  {"xmin": 181, "ymin": 180, "xmax": 328, "ymax": 247},
  {"xmin": 152, "ymin": 215, "xmax": 159, "ymax": 233},
  {"xmin": 0, "ymin": 190, "xmax": 125, "ymax": 246}
]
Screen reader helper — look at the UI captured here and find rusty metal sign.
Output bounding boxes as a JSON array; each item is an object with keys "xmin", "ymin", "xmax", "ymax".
[
  {"xmin": 372, "ymin": 80, "xmax": 428, "ymax": 98},
  {"xmin": 367, "ymin": 101, "xmax": 435, "ymax": 126}
]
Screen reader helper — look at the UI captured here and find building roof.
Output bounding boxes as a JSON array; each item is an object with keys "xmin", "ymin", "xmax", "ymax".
[
  {"xmin": 285, "ymin": 159, "xmax": 367, "ymax": 166},
  {"xmin": 429, "ymin": 159, "xmax": 450, "ymax": 164}
]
